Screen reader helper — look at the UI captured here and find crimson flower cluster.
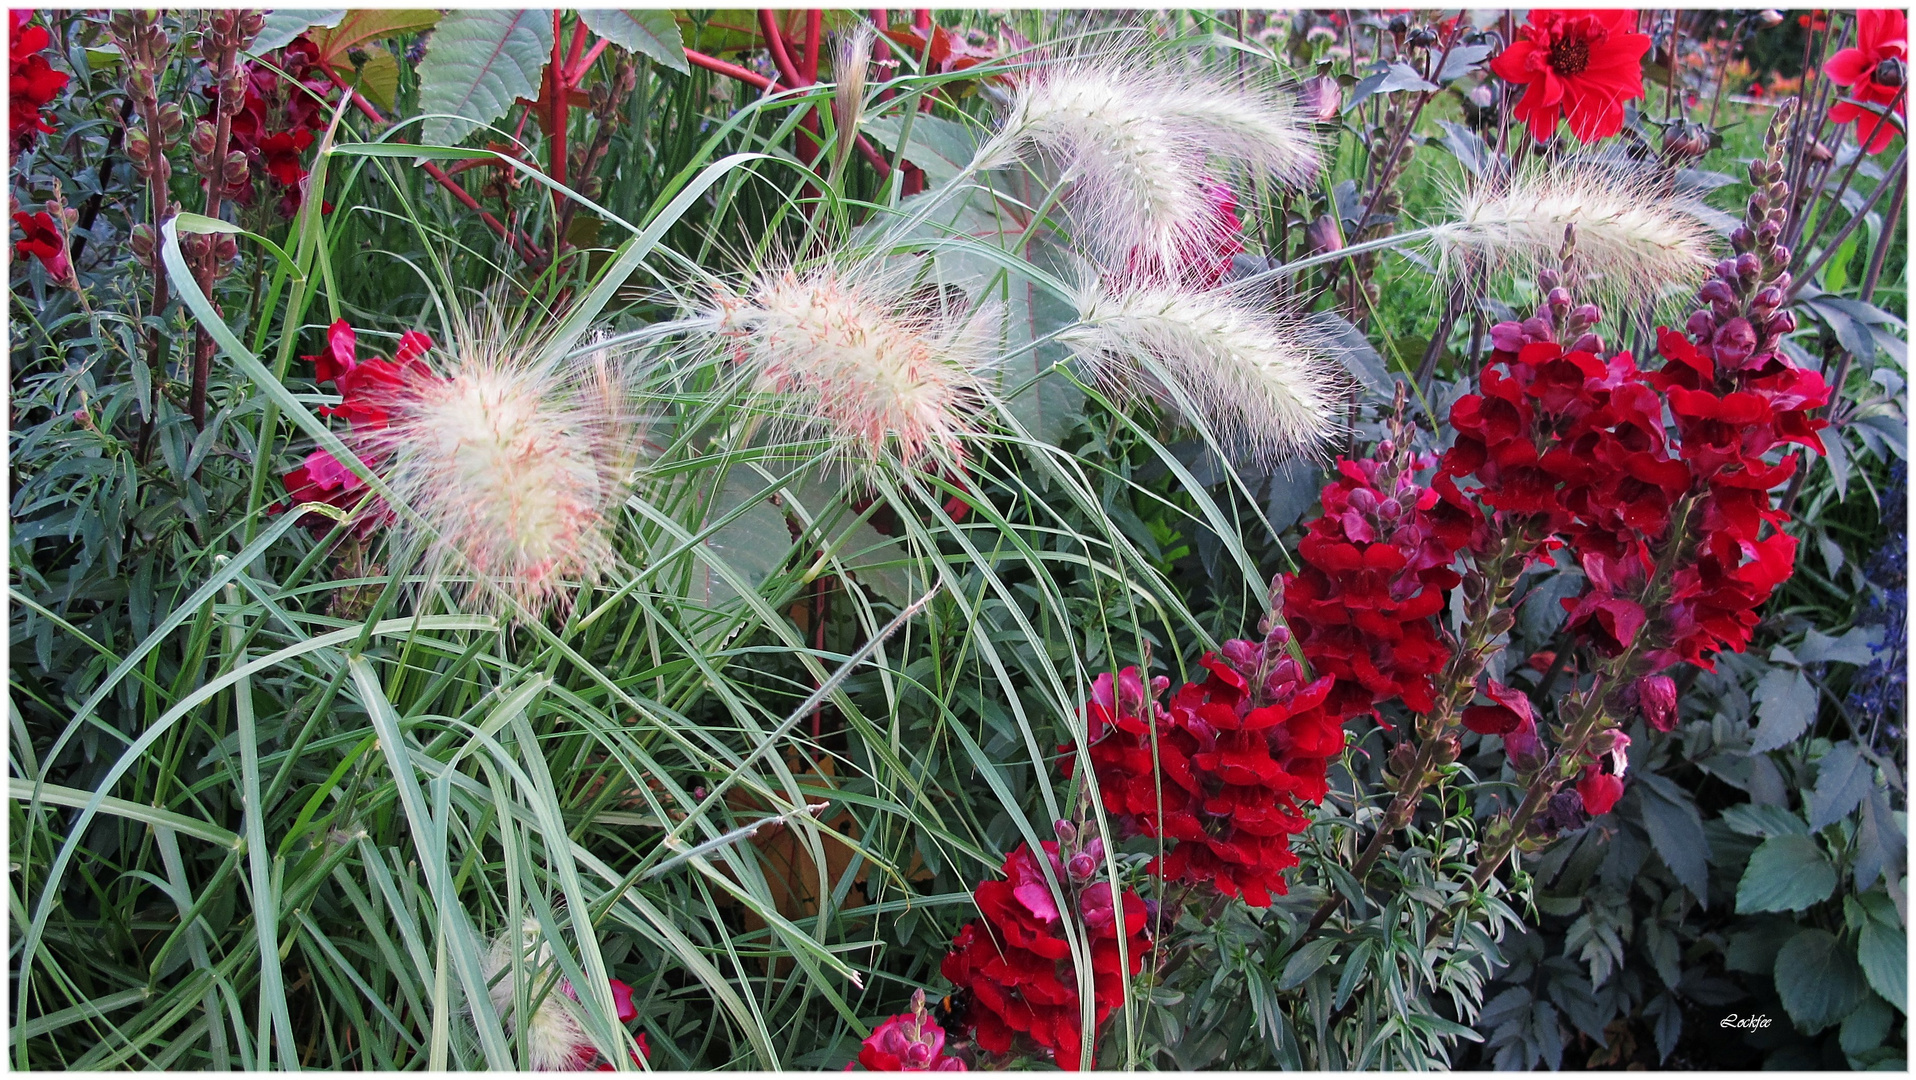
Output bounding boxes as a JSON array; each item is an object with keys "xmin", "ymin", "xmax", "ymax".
[
  {"xmin": 940, "ymin": 840, "xmax": 1148, "ymax": 1070},
  {"xmin": 1067, "ymin": 646, "xmax": 1342, "ymax": 907},
  {"xmin": 273, "ymin": 319, "xmax": 436, "ymax": 537},
  {"xmin": 849, "ymin": 990, "xmax": 966, "ymax": 1072},
  {"xmin": 219, "ymin": 37, "xmax": 335, "ymax": 215},
  {"xmin": 1282, "ymin": 451, "xmax": 1474, "ymax": 722},
  {"xmin": 10, "ymin": 12, "xmax": 67, "ymax": 153}
]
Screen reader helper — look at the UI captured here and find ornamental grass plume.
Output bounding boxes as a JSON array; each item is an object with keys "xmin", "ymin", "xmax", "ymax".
[
  {"xmin": 1431, "ymin": 163, "xmax": 1720, "ymax": 303},
  {"xmin": 1060, "ymin": 279, "xmax": 1345, "ymax": 463},
  {"xmin": 978, "ymin": 54, "xmax": 1321, "ymax": 267},
  {"xmin": 481, "ymin": 919, "xmax": 641, "ymax": 1071},
  {"xmin": 709, "ymin": 261, "xmax": 995, "ymax": 464},
  {"xmin": 370, "ymin": 322, "xmax": 642, "ymax": 615}
]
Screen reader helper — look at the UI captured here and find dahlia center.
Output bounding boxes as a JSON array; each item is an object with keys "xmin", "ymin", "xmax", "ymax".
[{"xmin": 1548, "ymin": 35, "xmax": 1593, "ymax": 76}]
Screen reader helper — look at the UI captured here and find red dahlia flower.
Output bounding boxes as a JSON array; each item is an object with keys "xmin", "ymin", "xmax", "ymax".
[
  {"xmin": 1491, "ymin": 10, "xmax": 1651, "ymax": 143},
  {"xmin": 1823, "ymin": 9, "xmax": 1907, "ymax": 154},
  {"xmin": 9, "ymin": 12, "xmax": 67, "ymax": 152},
  {"xmin": 939, "ymin": 843, "xmax": 1148, "ymax": 1069},
  {"xmin": 12, "ymin": 210, "xmax": 70, "ymax": 280}
]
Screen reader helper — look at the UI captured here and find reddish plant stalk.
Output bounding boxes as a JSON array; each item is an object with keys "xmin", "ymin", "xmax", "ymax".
[
  {"xmin": 317, "ymin": 63, "xmax": 543, "ymax": 262},
  {"xmin": 188, "ymin": 10, "xmax": 258, "ymax": 430}
]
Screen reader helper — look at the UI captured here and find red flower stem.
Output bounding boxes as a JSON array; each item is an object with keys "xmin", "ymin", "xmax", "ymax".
[
  {"xmin": 802, "ymin": 9, "xmax": 822, "ymax": 84},
  {"xmin": 547, "ymin": 11, "xmax": 569, "ymax": 190},
  {"xmin": 870, "ymin": 10, "xmax": 895, "ymax": 103},
  {"xmin": 1858, "ymin": 168, "xmax": 1905, "ymax": 301},
  {"xmin": 318, "ymin": 63, "xmax": 542, "ymax": 263},
  {"xmin": 1324, "ymin": 28, "xmax": 1459, "ymax": 311},
  {"xmin": 565, "ymin": 16, "xmax": 589, "ymax": 73},
  {"xmin": 189, "ymin": 16, "xmax": 249, "ymax": 431},
  {"xmin": 686, "ymin": 48, "xmax": 774, "ymax": 90},
  {"xmin": 1469, "ymin": 488, "xmax": 1704, "ymax": 890},
  {"xmin": 567, "ymin": 39, "xmax": 609, "ymax": 84},
  {"xmin": 759, "ymin": 10, "xmax": 806, "ymax": 89},
  {"xmin": 1302, "ymin": 518, "xmax": 1542, "ymax": 937}
]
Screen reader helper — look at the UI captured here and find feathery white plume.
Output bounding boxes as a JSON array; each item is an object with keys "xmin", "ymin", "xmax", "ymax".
[
  {"xmin": 481, "ymin": 919, "xmax": 592, "ymax": 1071},
  {"xmin": 980, "ymin": 57, "xmax": 1321, "ymax": 267},
  {"xmin": 830, "ymin": 25, "xmax": 875, "ymax": 181},
  {"xmin": 371, "ymin": 326, "xmax": 638, "ymax": 615},
  {"xmin": 1430, "ymin": 163, "xmax": 1721, "ymax": 300},
  {"xmin": 709, "ymin": 262, "xmax": 994, "ymax": 463},
  {"xmin": 1061, "ymin": 280, "xmax": 1345, "ymax": 463}
]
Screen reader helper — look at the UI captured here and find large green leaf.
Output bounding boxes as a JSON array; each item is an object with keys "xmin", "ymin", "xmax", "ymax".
[
  {"xmin": 1858, "ymin": 915, "xmax": 1906, "ymax": 1012},
  {"xmin": 1750, "ymin": 666, "xmax": 1818, "ymax": 752},
  {"xmin": 417, "ymin": 10, "xmax": 554, "ymax": 146},
  {"xmin": 578, "ymin": 10, "xmax": 688, "ymax": 73},
  {"xmin": 1737, "ymin": 834, "xmax": 1837, "ymax": 913},
  {"xmin": 306, "ymin": 9, "xmax": 440, "ymax": 67},
  {"xmin": 1774, "ymin": 929, "xmax": 1869, "ymax": 1033},
  {"xmin": 249, "ymin": 10, "xmax": 345, "ymax": 55},
  {"xmin": 1635, "ymin": 772, "xmax": 1711, "ymax": 902}
]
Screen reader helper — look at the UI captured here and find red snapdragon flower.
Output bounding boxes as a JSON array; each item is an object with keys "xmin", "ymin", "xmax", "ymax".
[
  {"xmin": 1461, "ymin": 678, "xmax": 1534, "ymax": 737},
  {"xmin": 1491, "ymin": 10, "xmax": 1651, "ymax": 143},
  {"xmin": 849, "ymin": 989, "xmax": 967, "ymax": 1071},
  {"xmin": 1067, "ymin": 648, "xmax": 1342, "ymax": 907},
  {"xmin": 1283, "ymin": 450, "xmax": 1471, "ymax": 721},
  {"xmin": 939, "ymin": 843, "xmax": 1148, "ymax": 1069},
  {"xmin": 218, "ymin": 36, "xmax": 335, "ymax": 213},
  {"xmin": 271, "ymin": 319, "xmax": 437, "ymax": 536},
  {"xmin": 10, "ymin": 11, "xmax": 67, "ymax": 152},
  {"xmin": 1823, "ymin": 9, "xmax": 1907, "ymax": 154},
  {"xmin": 12, "ymin": 209, "xmax": 70, "ymax": 280}
]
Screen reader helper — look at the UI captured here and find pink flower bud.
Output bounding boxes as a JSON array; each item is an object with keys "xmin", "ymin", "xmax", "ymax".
[
  {"xmin": 1768, "ymin": 310, "xmax": 1798, "ymax": 335},
  {"xmin": 1635, "ymin": 674, "xmax": 1678, "ymax": 732},
  {"xmin": 1712, "ymin": 317, "xmax": 1758, "ymax": 366},
  {"xmin": 1686, "ymin": 309, "xmax": 1716, "ymax": 338}
]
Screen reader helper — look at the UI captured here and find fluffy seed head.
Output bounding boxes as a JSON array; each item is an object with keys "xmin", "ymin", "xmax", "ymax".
[
  {"xmin": 710, "ymin": 263, "xmax": 993, "ymax": 463},
  {"xmin": 370, "ymin": 328, "xmax": 638, "ymax": 615},
  {"xmin": 483, "ymin": 919, "xmax": 591, "ymax": 1071},
  {"xmin": 831, "ymin": 26, "xmax": 875, "ymax": 179},
  {"xmin": 981, "ymin": 56, "xmax": 1321, "ymax": 267},
  {"xmin": 1431, "ymin": 163, "xmax": 1722, "ymax": 301},
  {"xmin": 1061, "ymin": 280, "xmax": 1346, "ymax": 463}
]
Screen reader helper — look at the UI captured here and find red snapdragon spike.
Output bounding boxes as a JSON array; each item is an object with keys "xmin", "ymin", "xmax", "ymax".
[
  {"xmin": 1065, "ymin": 655, "xmax": 1338, "ymax": 907},
  {"xmin": 12, "ymin": 210, "xmax": 70, "ymax": 280},
  {"xmin": 216, "ymin": 36, "xmax": 335, "ymax": 213},
  {"xmin": 1823, "ymin": 9, "xmax": 1907, "ymax": 154},
  {"xmin": 10, "ymin": 11, "xmax": 67, "ymax": 152},
  {"xmin": 940, "ymin": 843, "xmax": 1147, "ymax": 1069},
  {"xmin": 1490, "ymin": 9, "xmax": 1651, "ymax": 143},
  {"xmin": 1284, "ymin": 453, "xmax": 1466, "ymax": 723}
]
